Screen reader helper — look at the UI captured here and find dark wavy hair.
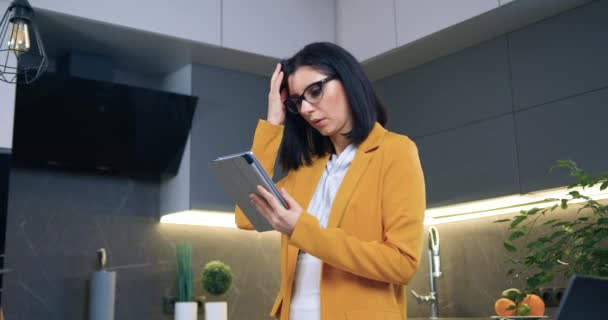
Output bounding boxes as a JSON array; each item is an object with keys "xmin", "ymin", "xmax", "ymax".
[{"xmin": 278, "ymin": 42, "xmax": 387, "ymax": 171}]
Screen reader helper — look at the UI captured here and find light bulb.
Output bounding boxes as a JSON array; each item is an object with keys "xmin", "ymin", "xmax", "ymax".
[{"xmin": 8, "ymin": 20, "xmax": 31, "ymax": 55}]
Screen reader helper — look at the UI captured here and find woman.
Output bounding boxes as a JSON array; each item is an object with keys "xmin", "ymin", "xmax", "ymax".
[{"xmin": 235, "ymin": 42, "xmax": 426, "ymax": 320}]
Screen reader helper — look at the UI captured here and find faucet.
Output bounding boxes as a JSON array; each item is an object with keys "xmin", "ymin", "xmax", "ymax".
[{"xmin": 411, "ymin": 226, "xmax": 441, "ymax": 319}]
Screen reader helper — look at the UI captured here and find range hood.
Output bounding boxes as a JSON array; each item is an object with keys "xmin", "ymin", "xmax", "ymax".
[{"xmin": 12, "ymin": 72, "xmax": 198, "ymax": 178}]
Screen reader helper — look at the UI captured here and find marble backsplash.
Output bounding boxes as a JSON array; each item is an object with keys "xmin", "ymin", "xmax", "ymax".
[
  {"xmin": 3, "ymin": 168, "xmax": 281, "ymax": 320},
  {"xmin": 3, "ymin": 167, "xmax": 598, "ymax": 319}
]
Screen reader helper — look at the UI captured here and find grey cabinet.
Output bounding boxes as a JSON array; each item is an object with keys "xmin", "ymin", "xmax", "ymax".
[
  {"xmin": 378, "ymin": 37, "xmax": 518, "ymax": 208},
  {"xmin": 378, "ymin": 1, "xmax": 608, "ymax": 207},
  {"xmin": 222, "ymin": 0, "xmax": 335, "ymax": 59},
  {"xmin": 515, "ymin": 88, "xmax": 608, "ymax": 193},
  {"xmin": 415, "ymin": 115, "xmax": 519, "ymax": 207},
  {"xmin": 33, "ymin": 0, "xmax": 222, "ymax": 46},
  {"xmin": 381, "ymin": 37, "xmax": 512, "ymax": 139},
  {"xmin": 508, "ymin": 0, "xmax": 608, "ymax": 110},
  {"xmin": 336, "ymin": 0, "xmax": 397, "ymax": 62},
  {"xmin": 395, "ymin": 0, "xmax": 498, "ymax": 46}
]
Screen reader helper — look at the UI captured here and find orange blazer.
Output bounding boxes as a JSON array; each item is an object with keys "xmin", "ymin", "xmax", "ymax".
[{"xmin": 236, "ymin": 120, "xmax": 426, "ymax": 320}]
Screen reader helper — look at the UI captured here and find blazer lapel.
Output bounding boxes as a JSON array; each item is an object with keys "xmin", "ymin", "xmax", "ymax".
[
  {"xmin": 326, "ymin": 150, "xmax": 371, "ymax": 228},
  {"xmin": 296, "ymin": 154, "xmax": 330, "ymax": 211},
  {"xmin": 327, "ymin": 122, "xmax": 387, "ymax": 228},
  {"xmin": 286, "ymin": 154, "xmax": 329, "ymax": 282}
]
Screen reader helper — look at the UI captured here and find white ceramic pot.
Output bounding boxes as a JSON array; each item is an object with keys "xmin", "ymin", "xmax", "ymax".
[
  {"xmin": 205, "ymin": 301, "xmax": 227, "ymax": 320},
  {"xmin": 175, "ymin": 301, "xmax": 198, "ymax": 320}
]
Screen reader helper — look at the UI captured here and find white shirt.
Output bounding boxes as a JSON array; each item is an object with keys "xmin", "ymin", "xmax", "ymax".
[{"xmin": 290, "ymin": 144, "xmax": 357, "ymax": 320}]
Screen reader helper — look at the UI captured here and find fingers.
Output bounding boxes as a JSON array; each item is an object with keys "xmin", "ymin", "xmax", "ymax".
[
  {"xmin": 250, "ymin": 194, "xmax": 272, "ymax": 219},
  {"xmin": 256, "ymin": 185, "xmax": 281, "ymax": 209},
  {"xmin": 276, "ymin": 70, "xmax": 285, "ymax": 95},
  {"xmin": 269, "ymin": 63, "xmax": 283, "ymax": 95},
  {"xmin": 270, "ymin": 63, "xmax": 280, "ymax": 86}
]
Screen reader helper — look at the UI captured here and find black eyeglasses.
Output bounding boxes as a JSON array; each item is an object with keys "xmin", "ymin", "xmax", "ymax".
[{"xmin": 284, "ymin": 76, "xmax": 336, "ymax": 114}]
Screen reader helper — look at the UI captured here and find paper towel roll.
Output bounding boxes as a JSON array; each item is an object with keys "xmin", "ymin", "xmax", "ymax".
[{"xmin": 88, "ymin": 271, "xmax": 116, "ymax": 320}]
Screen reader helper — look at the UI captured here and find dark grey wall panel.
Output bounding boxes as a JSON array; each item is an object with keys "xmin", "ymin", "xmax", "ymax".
[
  {"xmin": 190, "ymin": 64, "xmax": 269, "ymax": 211},
  {"xmin": 416, "ymin": 115, "xmax": 520, "ymax": 207},
  {"xmin": 509, "ymin": 0, "xmax": 608, "ymax": 110},
  {"xmin": 515, "ymin": 87, "xmax": 608, "ymax": 193},
  {"xmin": 380, "ymin": 37, "xmax": 512, "ymax": 137}
]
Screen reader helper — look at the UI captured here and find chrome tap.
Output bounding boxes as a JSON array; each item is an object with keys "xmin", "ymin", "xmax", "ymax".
[{"xmin": 411, "ymin": 226, "xmax": 441, "ymax": 319}]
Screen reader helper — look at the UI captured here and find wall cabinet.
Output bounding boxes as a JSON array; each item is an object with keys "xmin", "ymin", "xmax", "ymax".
[
  {"xmin": 395, "ymin": 0, "xmax": 498, "ymax": 46},
  {"xmin": 379, "ymin": 1, "xmax": 608, "ymax": 206},
  {"xmin": 380, "ymin": 37, "xmax": 511, "ymax": 138},
  {"xmin": 415, "ymin": 115, "xmax": 520, "ymax": 207},
  {"xmin": 515, "ymin": 88, "xmax": 608, "ymax": 193},
  {"xmin": 508, "ymin": 0, "xmax": 608, "ymax": 110},
  {"xmin": 33, "ymin": 0, "xmax": 222, "ymax": 46},
  {"xmin": 222, "ymin": 0, "xmax": 335, "ymax": 59},
  {"xmin": 336, "ymin": 0, "xmax": 396, "ymax": 62}
]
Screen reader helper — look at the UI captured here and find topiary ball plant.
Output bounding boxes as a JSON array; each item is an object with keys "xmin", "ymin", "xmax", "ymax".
[{"xmin": 201, "ymin": 260, "xmax": 233, "ymax": 296}]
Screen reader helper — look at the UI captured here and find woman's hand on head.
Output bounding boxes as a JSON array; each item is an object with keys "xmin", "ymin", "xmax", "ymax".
[
  {"xmin": 250, "ymin": 186, "xmax": 302, "ymax": 236},
  {"xmin": 267, "ymin": 63, "xmax": 287, "ymax": 126}
]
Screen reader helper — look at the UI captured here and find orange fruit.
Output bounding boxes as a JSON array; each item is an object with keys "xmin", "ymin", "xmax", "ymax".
[
  {"xmin": 495, "ymin": 298, "xmax": 517, "ymax": 316},
  {"xmin": 521, "ymin": 294, "xmax": 545, "ymax": 316}
]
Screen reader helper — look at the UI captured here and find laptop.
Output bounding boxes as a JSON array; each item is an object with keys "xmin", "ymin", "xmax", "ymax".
[{"xmin": 554, "ymin": 274, "xmax": 608, "ymax": 320}]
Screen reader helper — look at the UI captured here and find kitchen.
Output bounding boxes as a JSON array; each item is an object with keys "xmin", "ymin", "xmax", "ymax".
[{"xmin": 0, "ymin": 0, "xmax": 607, "ymax": 319}]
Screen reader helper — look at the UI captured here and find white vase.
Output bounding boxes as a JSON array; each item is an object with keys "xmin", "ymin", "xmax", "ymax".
[
  {"xmin": 205, "ymin": 301, "xmax": 227, "ymax": 320},
  {"xmin": 175, "ymin": 301, "xmax": 198, "ymax": 320}
]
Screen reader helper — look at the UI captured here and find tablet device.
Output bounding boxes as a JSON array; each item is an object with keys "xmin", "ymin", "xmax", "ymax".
[{"xmin": 210, "ymin": 151, "xmax": 287, "ymax": 232}]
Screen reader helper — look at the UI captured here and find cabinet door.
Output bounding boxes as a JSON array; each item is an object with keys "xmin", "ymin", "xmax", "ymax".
[
  {"xmin": 515, "ymin": 88, "xmax": 608, "ymax": 193},
  {"xmin": 508, "ymin": 0, "xmax": 608, "ymax": 110},
  {"xmin": 395, "ymin": 0, "xmax": 498, "ymax": 46},
  {"xmin": 416, "ymin": 115, "xmax": 519, "ymax": 207},
  {"xmin": 336, "ymin": 0, "xmax": 396, "ymax": 62},
  {"xmin": 222, "ymin": 0, "xmax": 335, "ymax": 59},
  {"xmin": 380, "ymin": 37, "xmax": 512, "ymax": 138},
  {"xmin": 33, "ymin": 0, "xmax": 222, "ymax": 45}
]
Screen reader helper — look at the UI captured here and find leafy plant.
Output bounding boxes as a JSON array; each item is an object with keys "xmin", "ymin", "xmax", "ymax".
[
  {"xmin": 496, "ymin": 160, "xmax": 608, "ymax": 293},
  {"xmin": 201, "ymin": 260, "xmax": 233, "ymax": 296},
  {"xmin": 176, "ymin": 243, "xmax": 193, "ymax": 302}
]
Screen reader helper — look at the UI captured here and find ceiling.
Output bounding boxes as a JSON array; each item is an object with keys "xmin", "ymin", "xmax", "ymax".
[{"xmin": 32, "ymin": 0, "xmax": 593, "ymax": 81}]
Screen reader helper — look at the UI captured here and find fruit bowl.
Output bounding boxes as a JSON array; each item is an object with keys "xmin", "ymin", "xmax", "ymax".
[{"xmin": 494, "ymin": 289, "xmax": 546, "ymax": 319}]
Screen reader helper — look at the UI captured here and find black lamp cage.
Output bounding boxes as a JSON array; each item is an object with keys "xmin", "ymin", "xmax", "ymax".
[{"xmin": 0, "ymin": 0, "xmax": 47, "ymax": 84}]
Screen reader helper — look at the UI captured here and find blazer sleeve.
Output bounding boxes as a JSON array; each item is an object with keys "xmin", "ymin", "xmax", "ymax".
[
  {"xmin": 288, "ymin": 136, "xmax": 426, "ymax": 285},
  {"xmin": 235, "ymin": 119, "xmax": 285, "ymax": 230}
]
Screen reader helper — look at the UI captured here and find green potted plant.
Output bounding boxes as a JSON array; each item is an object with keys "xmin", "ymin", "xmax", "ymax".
[
  {"xmin": 175, "ymin": 243, "xmax": 197, "ymax": 320},
  {"xmin": 496, "ymin": 160, "xmax": 608, "ymax": 297},
  {"xmin": 201, "ymin": 260, "xmax": 233, "ymax": 320}
]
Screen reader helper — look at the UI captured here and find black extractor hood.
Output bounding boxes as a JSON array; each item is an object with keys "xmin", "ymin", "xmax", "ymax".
[{"xmin": 12, "ymin": 73, "xmax": 198, "ymax": 178}]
